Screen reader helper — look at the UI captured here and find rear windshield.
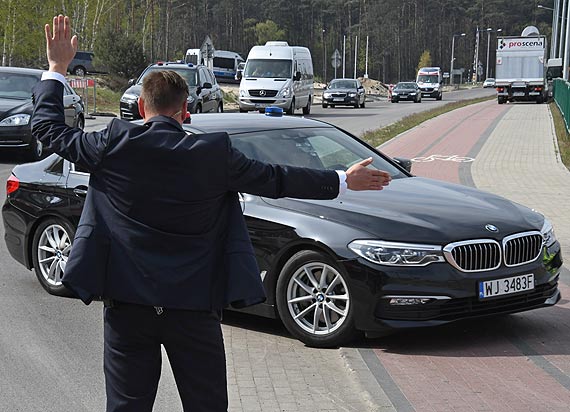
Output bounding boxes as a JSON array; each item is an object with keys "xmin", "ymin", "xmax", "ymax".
[{"xmin": 137, "ymin": 67, "xmax": 197, "ymax": 87}]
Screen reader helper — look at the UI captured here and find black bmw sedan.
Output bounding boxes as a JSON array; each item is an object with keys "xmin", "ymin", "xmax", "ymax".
[
  {"xmin": 2, "ymin": 113, "xmax": 562, "ymax": 347},
  {"xmin": 391, "ymin": 82, "xmax": 422, "ymax": 103},
  {"xmin": 0, "ymin": 67, "xmax": 85, "ymax": 160}
]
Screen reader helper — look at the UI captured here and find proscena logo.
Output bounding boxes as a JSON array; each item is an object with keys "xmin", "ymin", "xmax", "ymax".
[{"xmin": 499, "ymin": 39, "xmax": 506, "ymax": 50}]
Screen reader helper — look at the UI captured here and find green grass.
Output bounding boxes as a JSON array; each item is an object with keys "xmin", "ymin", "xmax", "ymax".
[
  {"xmin": 549, "ymin": 101, "xmax": 570, "ymax": 169},
  {"xmin": 361, "ymin": 96, "xmax": 495, "ymax": 148}
]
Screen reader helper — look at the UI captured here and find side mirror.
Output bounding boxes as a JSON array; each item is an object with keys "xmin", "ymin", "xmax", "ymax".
[
  {"xmin": 235, "ymin": 71, "xmax": 242, "ymax": 81},
  {"xmin": 393, "ymin": 157, "xmax": 412, "ymax": 173},
  {"xmin": 294, "ymin": 71, "xmax": 302, "ymax": 81},
  {"xmin": 128, "ymin": 78, "xmax": 136, "ymax": 87},
  {"xmin": 202, "ymin": 82, "xmax": 212, "ymax": 89}
]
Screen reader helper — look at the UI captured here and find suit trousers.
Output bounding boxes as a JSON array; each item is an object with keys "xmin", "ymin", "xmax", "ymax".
[{"xmin": 103, "ymin": 302, "xmax": 227, "ymax": 412}]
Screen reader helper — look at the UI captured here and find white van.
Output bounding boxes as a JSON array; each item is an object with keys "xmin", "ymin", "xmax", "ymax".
[
  {"xmin": 238, "ymin": 41, "xmax": 313, "ymax": 114},
  {"xmin": 185, "ymin": 49, "xmax": 244, "ymax": 83}
]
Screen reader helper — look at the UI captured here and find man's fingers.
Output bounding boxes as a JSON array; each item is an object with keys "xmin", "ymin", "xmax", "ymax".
[
  {"xmin": 71, "ymin": 35, "xmax": 78, "ymax": 52},
  {"xmin": 44, "ymin": 24, "xmax": 52, "ymax": 44},
  {"xmin": 64, "ymin": 15, "xmax": 71, "ymax": 40}
]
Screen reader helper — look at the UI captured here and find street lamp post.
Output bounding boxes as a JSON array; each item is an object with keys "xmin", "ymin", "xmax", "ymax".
[
  {"xmin": 539, "ymin": 2, "xmax": 561, "ymax": 57},
  {"xmin": 450, "ymin": 33, "xmax": 465, "ymax": 86},
  {"xmin": 486, "ymin": 28, "xmax": 502, "ymax": 79}
]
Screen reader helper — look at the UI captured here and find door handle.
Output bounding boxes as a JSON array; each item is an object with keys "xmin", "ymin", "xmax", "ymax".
[{"xmin": 73, "ymin": 187, "xmax": 88, "ymax": 197}]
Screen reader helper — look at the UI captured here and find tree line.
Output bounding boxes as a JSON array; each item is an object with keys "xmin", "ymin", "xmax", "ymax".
[{"xmin": 0, "ymin": 0, "xmax": 554, "ymax": 85}]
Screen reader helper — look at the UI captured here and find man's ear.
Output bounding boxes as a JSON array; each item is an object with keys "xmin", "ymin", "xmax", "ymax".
[{"xmin": 138, "ymin": 97, "xmax": 146, "ymax": 120}]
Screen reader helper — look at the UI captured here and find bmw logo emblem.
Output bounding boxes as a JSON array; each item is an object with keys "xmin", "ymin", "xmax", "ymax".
[{"xmin": 485, "ymin": 224, "xmax": 499, "ymax": 233}]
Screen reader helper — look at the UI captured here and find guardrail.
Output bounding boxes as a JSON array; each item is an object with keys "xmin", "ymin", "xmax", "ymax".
[{"xmin": 554, "ymin": 78, "xmax": 570, "ymax": 131}]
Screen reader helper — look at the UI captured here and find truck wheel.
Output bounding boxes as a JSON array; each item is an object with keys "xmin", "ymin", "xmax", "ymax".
[
  {"xmin": 498, "ymin": 97, "xmax": 505, "ymax": 105},
  {"xmin": 436, "ymin": 93, "xmax": 442, "ymax": 101},
  {"xmin": 536, "ymin": 96, "xmax": 544, "ymax": 104}
]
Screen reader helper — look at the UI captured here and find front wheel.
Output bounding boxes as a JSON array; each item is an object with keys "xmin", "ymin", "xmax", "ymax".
[
  {"xmin": 31, "ymin": 218, "xmax": 75, "ymax": 296},
  {"xmin": 302, "ymin": 97, "xmax": 311, "ymax": 114},
  {"xmin": 195, "ymin": 104, "xmax": 202, "ymax": 114},
  {"xmin": 286, "ymin": 98, "xmax": 295, "ymax": 115},
  {"xmin": 217, "ymin": 102, "xmax": 224, "ymax": 112},
  {"xmin": 322, "ymin": 103, "xmax": 328, "ymax": 108},
  {"xmin": 276, "ymin": 250, "xmax": 357, "ymax": 347}
]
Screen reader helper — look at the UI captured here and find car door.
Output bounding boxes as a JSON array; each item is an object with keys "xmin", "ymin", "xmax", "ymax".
[
  {"xmin": 64, "ymin": 160, "xmax": 90, "ymax": 227},
  {"xmin": 356, "ymin": 80, "xmax": 365, "ymax": 104},
  {"xmin": 198, "ymin": 67, "xmax": 214, "ymax": 112}
]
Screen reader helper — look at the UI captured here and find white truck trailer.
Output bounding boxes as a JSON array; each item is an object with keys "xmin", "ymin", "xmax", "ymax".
[{"xmin": 495, "ymin": 33, "xmax": 547, "ymax": 104}]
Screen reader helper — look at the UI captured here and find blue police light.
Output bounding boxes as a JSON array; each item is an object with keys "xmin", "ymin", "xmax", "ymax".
[
  {"xmin": 265, "ymin": 106, "xmax": 283, "ymax": 117},
  {"xmin": 187, "ymin": 63, "xmax": 194, "ymax": 67}
]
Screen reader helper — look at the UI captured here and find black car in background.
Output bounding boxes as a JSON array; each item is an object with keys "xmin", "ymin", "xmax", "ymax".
[
  {"xmin": 67, "ymin": 51, "xmax": 107, "ymax": 77},
  {"xmin": 322, "ymin": 78, "xmax": 366, "ymax": 108},
  {"xmin": 2, "ymin": 114, "xmax": 562, "ymax": 347},
  {"xmin": 0, "ymin": 67, "xmax": 85, "ymax": 160},
  {"xmin": 391, "ymin": 82, "xmax": 422, "ymax": 103},
  {"xmin": 119, "ymin": 62, "xmax": 224, "ymax": 120}
]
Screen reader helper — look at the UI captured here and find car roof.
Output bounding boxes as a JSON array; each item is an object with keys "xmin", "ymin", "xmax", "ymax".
[
  {"xmin": 183, "ymin": 113, "xmax": 336, "ymax": 135},
  {"xmin": 149, "ymin": 62, "xmax": 200, "ymax": 70},
  {"xmin": 0, "ymin": 67, "xmax": 44, "ymax": 76}
]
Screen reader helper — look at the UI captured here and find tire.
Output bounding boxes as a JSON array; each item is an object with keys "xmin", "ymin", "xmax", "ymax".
[
  {"xmin": 322, "ymin": 103, "xmax": 328, "ymax": 108},
  {"xmin": 27, "ymin": 138, "xmax": 43, "ymax": 161},
  {"xmin": 31, "ymin": 218, "xmax": 76, "ymax": 297},
  {"xmin": 330, "ymin": 104, "xmax": 335, "ymax": 108},
  {"xmin": 360, "ymin": 100, "xmax": 365, "ymax": 108},
  {"xmin": 239, "ymin": 108, "xmax": 248, "ymax": 113},
  {"xmin": 276, "ymin": 250, "xmax": 357, "ymax": 348},
  {"xmin": 286, "ymin": 98, "xmax": 295, "ymax": 115},
  {"xmin": 302, "ymin": 97, "xmax": 311, "ymax": 115},
  {"xmin": 76, "ymin": 115, "xmax": 85, "ymax": 130},
  {"xmin": 217, "ymin": 102, "xmax": 224, "ymax": 113},
  {"xmin": 72, "ymin": 66, "xmax": 86, "ymax": 77},
  {"xmin": 536, "ymin": 96, "xmax": 544, "ymax": 104},
  {"xmin": 353, "ymin": 101, "xmax": 359, "ymax": 109},
  {"xmin": 414, "ymin": 96, "xmax": 421, "ymax": 103},
  {"xmin": 195, "ymin": 104, "xmax": 202, "ymax": 114},
  {"xmin": 436, "ymin": 93, "xmax": 442, "ymax": 101},
  {"xmin": 498, "ymin": 97, "xmax": 505, "ymax": 105}
]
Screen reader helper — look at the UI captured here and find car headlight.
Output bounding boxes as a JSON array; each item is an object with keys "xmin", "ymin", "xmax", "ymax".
[
  {"xmin": 392, "ymin": 91, "xmax": 398, "ymax": 95},
  {"xmin": 410, "ymin": 92, "xmax": 416, "ymax": 95},
  {"xmin": 120, "ymin": 93, "xmax": 138, "ymax": 103},
  {"xmin": 434, "ymin": 87, "xmax": 439, "ymax": 91},
  {"xmin": 348, "ymin": 92, "xmax": 357, "ymax": 97},
  {"xmin": 0, "ymin": 114, "xmax": 30, "ymax": 126},
  {"xmin": 541, "ymin": 218, "xmax": 557, "ymax": 247},
  {"xmin": 348, "ymin": 240, "xmax": 445, "ymax": 266},
  {"xmin": 323, "ymin": 92, "xmax": 332, "ymax": 98},
  {"xmin": 187, "ymin": 95, "xmax": 195, "ymax": 104},
  {"xmin": 239, "ymin": 89, "xmax": 248, "ymax": 97},
  {"xmin": 279, "ymin": 86, "xmax": 292, "ymax": 98}
]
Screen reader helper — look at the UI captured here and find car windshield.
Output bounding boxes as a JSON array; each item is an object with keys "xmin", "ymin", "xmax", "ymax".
[
  {"xmin": 137, "ymin": 67, "xmax": 198, "ymax": 87},
  {"xmin": 395, "ymin": 83, "xmax": 416, "ymax": 89},
  {"xmin": 231, "ymin": 127, "xmax": 406, "ymax": 179},
  {"xmin": 0, "ymin": 73, "xmax": 40, "ymax": 99},
  {"xmin": 244, "ymin": 59, "xmax": 292, "ymax": 78},
  {"xmin": 417, "ymin": 75, "xmax": 438, "ymax": 83},
  {"xmin": 329, "ymin": 80, "xmax": 357, "ymax": 89}
]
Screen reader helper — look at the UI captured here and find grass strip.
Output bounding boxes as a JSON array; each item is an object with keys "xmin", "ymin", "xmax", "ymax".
[
  {"xmin": 361, "ymin": 95, "xmax": 494, "ymax": 148},
  {"xmin": 549, "ymin": 102, "xmax": 570, "ymax": 170}
]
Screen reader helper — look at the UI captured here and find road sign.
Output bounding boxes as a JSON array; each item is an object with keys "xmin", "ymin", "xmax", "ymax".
[{"xmin": 331, "ymin": 49, "xmax": 341, "ymax": 69}]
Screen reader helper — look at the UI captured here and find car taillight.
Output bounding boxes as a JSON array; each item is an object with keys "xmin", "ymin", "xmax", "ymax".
[
  {"xmin": 496, "ymin": 87, "xmax": 504, "ymax": 92},
  {"xmin": 6, "ymin": 174, "xmax": 19, "ymax": 195}
]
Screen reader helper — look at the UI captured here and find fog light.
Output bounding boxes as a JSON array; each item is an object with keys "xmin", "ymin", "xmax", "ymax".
[{"xmin": 389, "ymin": 298, "xmax": 432, "ymax": 305}]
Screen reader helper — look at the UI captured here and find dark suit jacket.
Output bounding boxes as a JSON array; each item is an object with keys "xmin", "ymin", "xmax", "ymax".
[{"xmin": 31, "ymin": 79, "xmax": 340, "ymax": 310}]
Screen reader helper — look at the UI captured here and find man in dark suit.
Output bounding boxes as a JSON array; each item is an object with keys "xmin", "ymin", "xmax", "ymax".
[{"xmin": 32, "ymin": 15, "xmax": 391, "ymax": 412}]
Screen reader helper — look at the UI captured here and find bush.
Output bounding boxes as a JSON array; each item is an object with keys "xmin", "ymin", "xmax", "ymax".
[{"xmin": 94, "ymin": 30, "xmax": 148, "ymax": 80}]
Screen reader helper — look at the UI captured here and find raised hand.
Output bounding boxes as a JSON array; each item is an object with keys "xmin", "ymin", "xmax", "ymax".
[
  {"xmin": 45, "ymin": 15, "xmax": 78, "ymax": 76},
  {"xmin": 345, "ymin": 157, "xmax": 392, "ymax": 191}
]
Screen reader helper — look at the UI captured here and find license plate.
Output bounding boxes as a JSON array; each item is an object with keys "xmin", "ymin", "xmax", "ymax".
[
  {"xmin": 479, "ymin": 274, "xmax": 534, "ymax": 299},
  {"xmin": 254, "ymin": 103, "xmax": 266, "ymax": 108},
  {"xmin": 513, "ymin": 92, "xmax": 525, "ymax": 97},
  {"xmin": 333, "ymin": 98, "xmax": 344, "ymax": 102}
]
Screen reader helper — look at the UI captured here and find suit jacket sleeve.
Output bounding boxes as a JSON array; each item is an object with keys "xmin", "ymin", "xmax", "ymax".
[
  {"xmin": 31, "ymin": 79, "xmax": 110, "ymax": 171},
  {"xmin": 227, "ymin": 138, "xmax": 340, "ymax": 199}
]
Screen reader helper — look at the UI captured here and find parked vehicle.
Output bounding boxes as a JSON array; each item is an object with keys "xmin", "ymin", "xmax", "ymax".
[
  {"xmin": 416, "ymin": 67, "xmax": 443, "ymax": 100},
  {"xmin": 3, "ymin": 113, "xmax": 562, "ymax": 347},
  {"xmin": 119, "ymin": 62, "xmax": 223, "ymax": 119},
  {"xmin": 185, "ymin": 49, "xmax": 244, "ymax": 83},
  {"xmin": 321, "ymin": 78, "xmax": 365, "ymax": 108},
  {"xmin": 67, "ymin": 51, "xmax": 106, "ymax": 76},
  {"xmin": 235, "ymin": 62, "xmax": 245, "ymax": 81},
  {"xmin": 483, "ymin": 78, "xmax": 496, "ymax": 88},
  {"xmin": 495, "ymin": 27, "xmax": 547, "ymax": 104},
  {"xmin": 546, "ymin": 58, "xmax": 563, "ymax": 100},
  {"xmin": 0, "ymin": 67, "xmax": 84, "ymax": 160},
  {"xmin": 391, "ymin": 82, "xmax": 422, "ymax": 103},
  {"xmin": 239, "ymin": 41, "xmax": 313, "ymax": 115}
]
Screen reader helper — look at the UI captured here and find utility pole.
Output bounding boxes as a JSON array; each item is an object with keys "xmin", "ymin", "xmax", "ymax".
[
  {"xmin": 354, "ymin": 36, "xmax": 358, "ymax": 79},
  {"xmin": 342, "ymin": 35, "xmax": 346, "ymax": 78},
  {"xmin": 560, "ymin": 0, "xmax": 568, "ymax": 59},
  {"xmin": 364, "ymin": 36, "xmax": 369, "ymax": 79}
]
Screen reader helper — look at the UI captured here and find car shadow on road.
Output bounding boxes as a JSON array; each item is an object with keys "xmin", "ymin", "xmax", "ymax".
[
  {"xmin": 352, "ymin": 303, "xmax": 570, "ymax": 357},
  {"xmin": 221, "ymin": 309, "xmax": 292, "ymax": 339}
]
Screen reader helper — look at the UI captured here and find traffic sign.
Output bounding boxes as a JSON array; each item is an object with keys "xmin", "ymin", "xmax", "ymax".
[{"xmin": 331, "ymin": 49, "xmax": 341, "ymax": 69}]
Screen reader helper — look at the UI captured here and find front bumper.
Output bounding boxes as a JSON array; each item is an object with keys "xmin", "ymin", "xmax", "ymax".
[
  {"xmin": 342, "ymin": 242, "xmax": 563, "ymax": 333},
  {"xmin": 239, "ymin": 96, "xmax": 292, "ymax": 111},
  {"xmin": 391, "ymin": 94, "xmax": 418, "ymax": 101},
  {"xmin": 0, "ymin": 126, "xmax": 34, "ymax": 149},
  {"xmin": 419, "ymin": 88, "xmax": 440, "ymax": 97},
  {"xmin": 322, "ymin": 96, "xmax": 359, "ymax": 106},
  {"xmin": 120, "ymin": 100, "xmax": 140, "ymax": 120}
]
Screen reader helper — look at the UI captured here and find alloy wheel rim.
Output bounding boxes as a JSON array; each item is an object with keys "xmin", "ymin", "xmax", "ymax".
[
  {"xmin": 36, "ymin": 140, "xmax": 43, "ymax": 158},
  {"xmin": 286, "ymin": 262, "xmax": 349, "ymax": 335},
  {"xmin": 37, "ymin": 224, "xmax": 71, "ymax": 286}
]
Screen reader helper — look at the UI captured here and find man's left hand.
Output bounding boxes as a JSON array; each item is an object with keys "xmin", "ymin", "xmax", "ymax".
[{"xmin": 45, "ymin": 15, "xmax": 78, "ymax": 76}]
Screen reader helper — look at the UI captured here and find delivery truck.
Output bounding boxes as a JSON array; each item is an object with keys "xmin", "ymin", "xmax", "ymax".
[{"xmin": 495, "ymin": 29, "xmax": 547, "ymax": 104}]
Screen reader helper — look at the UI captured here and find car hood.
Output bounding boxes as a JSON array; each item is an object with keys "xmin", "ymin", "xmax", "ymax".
[
  {"xmin": 261, "ymin": 177, "xmax": 544, "ymax": 244},
  {"xmin": 393, "ymin": 88, "xmax": 416, "ymax": 93},
  {"xmin": 0, "ymin": 97, "xmax": 32, "ymax": 119},
  {"xmin": 325, "ymin": 88, "xmax": 356, "ymax": 94}
]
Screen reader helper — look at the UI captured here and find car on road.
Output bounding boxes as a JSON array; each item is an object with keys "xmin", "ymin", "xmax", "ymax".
[
  {"xmin": 0, "ymin": 67, "xmax": 85, "ymax": 160},
  {"xmin": 119, "ymin": 62, "xmax": 223, "ymax": 120},
  {"xmin": 321, "ymin": 78, "xmax": 366, "ymax": 109},
  {"xmin": 483, "ymin": 78, "xmax": 496, "ymax": 88},
  {"xmin": 3, "ymin": 113, "xmax": 562, "ymax": 348},
  {"xmin": 67, "ymin": 51, "xmax": 107, "ymax": 77},
  {"xmin": 391, "ymin": 82, "xmax": 422, "ymax": 103}
]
